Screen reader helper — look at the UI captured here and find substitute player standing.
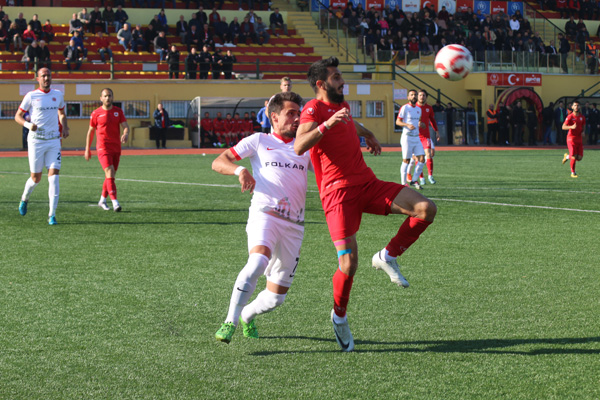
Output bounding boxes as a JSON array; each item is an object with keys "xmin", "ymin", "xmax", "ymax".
[
  {"xmin": 84, "ymin": 88, "xmax": 129, "ymax": 211},
  {"xmin": 561, "ymin": 100, "xmax": 586, "ymax": 178},
  {"xmin": 397, "ymin": 89, "xmax": 425, "ymax": 189},
  {"xmin": 295, "ymin": 57, "xmax": 436, "ymax": 352},
  {"xmin": 214, "ymin": 92, "xmax": 311, "ymax": 344},
  {"xmin": 15, "ymin": 67, "xmax": 69, "ymax": 225}
]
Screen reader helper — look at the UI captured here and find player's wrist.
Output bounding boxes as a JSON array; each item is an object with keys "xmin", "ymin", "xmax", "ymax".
[
  {"xmin": 24, "ymin": 121, "xmax": 33, "ymax": 130},
  {"xmin": 234, "ymin": 166, "xmax": 247, "ymax": 176},
  {"xmin": 318, "ymin": 122, "xmax": 330, "ymax": 135}
]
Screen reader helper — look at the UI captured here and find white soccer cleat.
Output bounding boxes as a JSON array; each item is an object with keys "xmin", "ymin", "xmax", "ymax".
[
  {"xmin": 331, "ymin": 309, "xmax": 354, "ymax": 352},
  {"xmin": 428, "ymin": 176, "xmax": 436, "ymax": 184},
  {"xmin": 419, "ymin": 177, "xmax": 426, "ymax": 186},
  {"xmin": 372, "ymin": 252, "xmax": 410, "ymax": 288},
  {"xmin": 98, "ymin": 201, "xmax": 110, "ymax": 211}
]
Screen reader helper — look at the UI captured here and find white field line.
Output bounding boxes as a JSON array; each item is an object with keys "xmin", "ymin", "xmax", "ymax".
[{"xmin": 429, "ymin": 198, "xmax": 600, "ymax": 214}]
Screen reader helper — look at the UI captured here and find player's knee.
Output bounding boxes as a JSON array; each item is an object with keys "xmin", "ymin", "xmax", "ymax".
[
  {"xmin": 263, "ymin": 290, "xmax": 287, "ymax": 310},
  {"xmin": 241, "ymin": 253, "xmax": 270, "ymax": 281},
  {"xmin": 416, "ymin": 198, "xmax": 437, "ymax": 222},
  {"xmin": 31, "ymin": 174, "xmax": 42, "ymax": 183}
]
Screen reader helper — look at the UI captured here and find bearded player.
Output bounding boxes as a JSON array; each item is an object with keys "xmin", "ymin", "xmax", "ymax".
[
  {"xmin": 295, "ymin": 57, "xmax": 436, "ymax": 352},
  {"xmin": 214, "ymin": 92, "xmax": 311, "ymax": 344},
  {"xmin": 407, "ymin": 89, "xmax": 440, "ymax": 185},
  {"xmin": 84, "ymin": 88, "xmax": 129, "ymax": 211},
  {"xmin": 561, "ymin": 100, "xmax": 586, "ymax": 178},
  {"xmin": 397, "ymin": 89, "xmax": 425, "ymax": 189}
]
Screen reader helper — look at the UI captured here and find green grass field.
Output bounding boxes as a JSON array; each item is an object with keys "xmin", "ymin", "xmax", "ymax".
[{"xmin": 1, "ymin": 149, "xmax": 599, "ymax": 399}]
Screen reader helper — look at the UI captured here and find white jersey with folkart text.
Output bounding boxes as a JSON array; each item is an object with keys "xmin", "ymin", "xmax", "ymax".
[
  {"xmin": 231, "ymin": 132, "xmax": 311, "ymax": 225},
  {"xmin": 19, "ymin": 88, "xmax": 65, "ymax": 141},
  {"xmin": 398, "ymin": 103, "xmax": 422, "ymax": 137}
]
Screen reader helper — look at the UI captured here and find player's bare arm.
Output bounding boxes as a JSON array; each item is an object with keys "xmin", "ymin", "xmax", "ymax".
[
  {"xmin": 295, "ymin": 108, "xmax": 350, "ymax": 155},
  {"xmin": 58, "ymin": 108, "xmax": 69, "ymax": 138},
  {"xmin": 212, "ymin": 149, "xmax": 256, "ymax": 193},
  {"xmin": 84, "ymin": 126, "xmax": 95, "ymax": 161},
  {"xmin": 121, "ymin": 121, "xmax": 130, "ymax": 144},
  {"xmin": 354, "ymin": 120, "xmax": 381, "ymax": 155},
  {"xmin": 396, "ymin": 117, "xmax": 415, "ymax": 131},
  {"xmin": 15, "ymin": 109, "xmax": 38, "ymax": 131}
]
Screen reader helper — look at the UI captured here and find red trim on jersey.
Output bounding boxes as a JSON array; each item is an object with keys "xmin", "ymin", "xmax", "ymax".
[
  {"xmin": 272, "ymin": 132, "xmax": 293, "ymax": 143},
  {"xmin": 36, "ymin": 88, "xmax": 51, "ymax": 94},
  {"xmin": 230, "ymin": 147, "xmax": 241, "ymax": 160}
]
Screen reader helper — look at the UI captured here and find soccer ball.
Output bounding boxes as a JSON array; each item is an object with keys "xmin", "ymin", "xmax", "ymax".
[{"xmin": 434, "ymin": 45, "xmax": 473, "ymax": 81}]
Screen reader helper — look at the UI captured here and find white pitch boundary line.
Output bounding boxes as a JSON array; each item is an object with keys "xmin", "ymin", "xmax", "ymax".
[
  {"xmin": 429, "ymin": 198, "xmax": 600, "ymax": 214},
  {"xmin": 452, "ymin": 186, "xmax": 599, "ymax": 195}
]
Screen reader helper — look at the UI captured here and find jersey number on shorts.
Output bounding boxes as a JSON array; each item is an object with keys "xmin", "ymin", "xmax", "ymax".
[
  {"xmin": 57, "ymin": 151, "xmax": 61, "ymax": 161},
  {"xmin": 289, "ymin": 257, "xmax": 299, "ymax": 278}
]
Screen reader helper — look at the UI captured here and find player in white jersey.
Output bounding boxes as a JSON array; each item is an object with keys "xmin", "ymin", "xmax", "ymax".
[
  {"xmin": 15, "ymin": 68, "xmax": 69, "ymax": 225},
  {"xmin": 396, "ymin": 89, "xmax": 425, "ymax": 189},
  {"xmin": 213, "ymin": 91, "xmax": 311, "ymax": 344}
]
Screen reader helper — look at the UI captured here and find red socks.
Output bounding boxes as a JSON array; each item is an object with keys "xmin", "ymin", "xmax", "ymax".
[
  {"xmin": 332, "ymin": 268, "xmax": 353, "ymax": 318},
  {"xmin": 105, "ymin": 178, "xmax": 117, "ymax": 200},
  {"xmin": 570, "ymin": 158, "xmax": 576, "ymax": 173},
  {"xmin": 426, "ymin": 158, "xmax": 434, "ymax": 175},
  {"xmin": 386, "ymin": 217, "xmax": 432, "ymax": 258}
]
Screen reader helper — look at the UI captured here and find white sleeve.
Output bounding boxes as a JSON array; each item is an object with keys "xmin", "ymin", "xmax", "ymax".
[
  {"xmin": 19, "ymin": 92, "xmax": 31, "ymax": 113},
  {"xmin": 232, "ymin": 131, "xmax": 260, "ymax": 160},
  {"xmin": 58, "ymin": 91, "xmax": 65, "ymax": 110}
]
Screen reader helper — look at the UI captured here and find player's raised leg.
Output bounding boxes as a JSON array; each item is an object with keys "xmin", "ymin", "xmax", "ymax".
[{"xmin": 373, "ymin": 187, "xmax": 436, "ymax": 287}]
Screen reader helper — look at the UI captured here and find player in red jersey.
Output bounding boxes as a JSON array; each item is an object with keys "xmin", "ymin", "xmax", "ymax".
[
  {"xmin": 213, "ymin": 112, "xmax": 227, "ymax": 147},
  {"xmin": 224, "ymin": 113, "xmax": 235, "ymax": 146},
  {"xmin": 200, "ymin": 111, "xmax": 218, "ymax": 148},
  {"xmin": 561, "ymin": 100, "xmax": 586, "ymax": 178},
  {"xmin": 84, "ymin": 88, "xmax": 129, "ymax": 212},
  {"xmin": 416, "ymin": 89, "xmax": 440, "ymax": 185},
  {"xmin": 295, "ymin": 57, "xmax": 437, "ymax": 352}
]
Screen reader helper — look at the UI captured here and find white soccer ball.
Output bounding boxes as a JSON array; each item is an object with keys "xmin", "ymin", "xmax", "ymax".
[{"xmin": 434, "ymin": 45, "xmax": 473, "ymax": 81}]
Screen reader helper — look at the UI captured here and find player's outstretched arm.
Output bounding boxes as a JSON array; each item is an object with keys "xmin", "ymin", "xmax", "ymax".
[
  {"xmin": 212, "ymin": 149, "xmax": 256, "ymax": 193},
  {"xmin": 354, "ymin": 121, "xmax": 381, "ymax": 155},
  {"xmin": 84, "ymin": 126, "xmax": 95, "ymax": 161}
]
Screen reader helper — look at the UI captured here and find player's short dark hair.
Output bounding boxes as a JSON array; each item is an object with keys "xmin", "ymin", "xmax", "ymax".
[
  {"xmin": 101, "ymin": 88, "xmax": 113, "ymax": 96},
  {"xmin": 268, "ymin": 91, "xmax": 303, "ymax": 125},
  {"xmin": 307, "ymin": 57, "xmax": 339, "ymax": 92},
  {"xmin": 418, "ymin": 89, "xmax": 428, "ymax": 97}
]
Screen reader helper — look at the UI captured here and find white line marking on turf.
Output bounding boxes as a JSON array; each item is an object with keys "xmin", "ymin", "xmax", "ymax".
[
  {"xmin": 429, "ymin": 198, "xmax": 600, "ymax": 214},
  {"xmin": 452, "ymin": 186, "xmax": 599, "ymax": 195}
]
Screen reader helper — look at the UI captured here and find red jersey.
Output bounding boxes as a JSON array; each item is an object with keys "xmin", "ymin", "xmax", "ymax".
[
  {"xmin": 565, "ymin": 113, "xmax": 585, "ymax": 141},
  {"xmin": 242, "ymin": 119, "xmax": 254, "ymax": 133},
  {"xmin": 213, "ymin": 117, "xmax": 225, "ymax": 134},
  {"xmin": 223, "ymin": 118, "xmax": 234, "ymax": 133},
  {"xmin": 232, "ymin": 118, "xmax": 243, "ymax": 134},
  {"xmin": 300, "ymin": 98, "xmax": 375, "ymax": 197},
  {"xmin": 90, "ymin": 106, "xmax": 126, "ymax": 153},
  {"xmin": 417, "ymin": 103, "xmax": 438, "ymax": 139},
  {"xmin": 200, "ymin": 117, "xmax": 213, "ymax": 132}
]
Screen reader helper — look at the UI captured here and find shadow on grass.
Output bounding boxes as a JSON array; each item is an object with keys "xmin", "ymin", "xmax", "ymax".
[{"xmin": 250, "ymin": 336, "xmax": 600, "ymax": 356}]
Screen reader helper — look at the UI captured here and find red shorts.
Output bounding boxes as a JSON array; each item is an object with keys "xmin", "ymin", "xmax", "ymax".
[
  {"xmin": 322, "ymin": 179, "xmax": 405, "ymax": 241},
  {"xmin": 98, "ymin": 152, "xmax": 121, "ymax": 171},
  {"xmin": 420, "ymin": 136, "xmax": 433, "ymax": 150},
  {"xmin": 567, "ymin": 140, "xmax": 583, "ymax": 158}
]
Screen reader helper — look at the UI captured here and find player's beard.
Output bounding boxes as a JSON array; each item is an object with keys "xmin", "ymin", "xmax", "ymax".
[
  {"xmin": 324, "ymin": 82, "xmax": 344, "ymax": 104},
  {"xmin": 410, "ymin": 98, "xmax": 417, "ymax": 106}
]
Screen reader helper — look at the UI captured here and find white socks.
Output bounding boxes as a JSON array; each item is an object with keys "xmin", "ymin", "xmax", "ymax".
[
  {"xmin": 48, "ymin": 175, "xmax": 59, "ymax": 217},
  {"xmin": 21, "ymin": 177, "xmax": 38, "ymax": 202},
  {"xmin": 225, "ymin": 253, "xmax": 269, "ymax": 325},
  {"xmin": 413, "ymin": 162, "xmax": 424, "ymax": 182},
  {"xmin": 400, "ymin": 162, "xmax": 409, "ymax": 185},
  {"xmin": 241, "ymin": 289, "xmax": 286, "ymax": 323}
]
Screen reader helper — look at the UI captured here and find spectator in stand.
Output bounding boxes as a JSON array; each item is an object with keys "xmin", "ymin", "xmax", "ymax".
[
  {"xmin": 63, "ymin": 39, "xmax": 83, "ymax": 70},
  {"xmin": 2, "ymin": 14, "xmax": 12, "ymax": 33},
  {"xmin": 40, "ymin": 19, "xmax": 54, "ymax": 43},
  {"xmin": 576, "ymin": 25, "xmax": 590, "ymax": 52},
  {"xmin": 196, "ymin": 6, "xmax": 208, "ymax": 27},
  {"xmin": 28, "ymin": 14, "xmax": 42, "ymax": 38},
  {"xmin": 114, "ymin": 5, "xmax": 129, "ymax": 32},
  {"xmin": 185, "ymin": 0, "xmax": 200, "ymax": 9},
  {"xmin": 209, "ymin": 7, "xmax": 221, "ymax": 28},
  {"xmin": 246, "ymin": 9, "xmax": 258, "ymax": 25},
  {"xmin": 15, "ymin": 13, "xmax": 27, "ymax": 34},
  {"xmin": 117, "ymin": 23, "xmax": 133, "ymax": 51},
  {"xmin": 509, "ymin": 14, "xmax": 520, "ymax": 33},
  {"xmin": 254, "ymin": 17, "xmax": 269, "ymax": 45},
  {"xmin": 71, "ymin": 30, "xmax": 88, "ymax": 59},
  {"xmin": 558, "ymin": 32, "xmax": 570, "ymax": 74},
  {"xmin": 215, "ymin": 16, "xmax": 230, "ymax": 44},
  {"xmin": 176, "ymin": 15, "xmax": 188, "ymax": 44},
  {"xmin": 586, "ymin": 41, "xmax": 598, "ymax": 74},
  {"xmin": 154, "ymin": 30, "xmax": 169, "ymax": 61},
  {"xmin": 149, "ymin": 15, "xmax": 164, "ymax": 35},
  {"xmin": 69, "ymin": 13, "xmax": 83, "ymax": 36},
  {"xmin": 187, "ymin": 23, "xmax": 201, "ymax": 51},
  {"xmin": 565, "ymin": 16, "xmax": 577, "ymax": 40},
  {"xmin": 96, "ymin": 31, "xmax": 113, "ymax": 62},
  {"xmin": 22, "ymin": 24, "xmax": 37, "ymax": 45},
  {"xmin": 90, "ymin": 6, "xmax": 104, "ymax": 34},
  {"xmin": 212, "ymin": 48, "xmax": 223, "ymax": 79},
  {"xmin": 198, "ymin": 44, "xmax": 212, "ymax": 79},
  {"xmin": 186, "ymin": 47, "xmax": 199, "ymax": 79},
  {"xmin": 77, "ymin": 8, "xmax": 90, "ymax": 33},
  {"xmin": 158, "ymin": 8, "xmax": 169, "ymax": 30},
  {"xmin": 132, "ymin": 24, "xmax": 147, "ymax": 52},
  {"xmin": 568, "ymin": 0, "xmax": 580, "ymax": 18},
  {"xmin": 102, "ymin": 6, "xmax": 116, "ymax": 33},
  {"xmin": 0, "ymin": 25, "xmax": 9, "ymax": 51},
  {"xmin": 270, "ymin": 8, "xmax": 288, "ymax": 36},
  {"xmin": 545, "ymin": 39, "xmax": 559, "ymax": 67},
  {"xmin": 166, "ymin": 45, "xmax": 180, "ymax": 79},
  {"xmin": 542, "ymin": 102, "xmax": 554, "ymax": 145},
  {"xmin": 22, "ymin": 40, "xmax": 41, "ymax": 71},
  {"xmin": 240, "ymin": 17, "xmax": 256, "ymax": 44},
  {"xmin": 144, "ymin": 24, "xmax": 157, "ymax": 51},
  {"xmin": 222, "ymin": 49, "xmax": 236, "ymax": 79},
  {"xmin": 201, "ymin": 23, "xmax": 215, "ymax": 48},
  {"xmin": 9, "ymin": 22, "xmax": 22, "ymax": 52},
  {"xmin": 229, "ymin": 16, "xmax": 241, "ymax": 44}
]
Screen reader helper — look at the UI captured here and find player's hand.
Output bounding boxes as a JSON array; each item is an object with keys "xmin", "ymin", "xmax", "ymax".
[
  {"xmin": 327, "ymin": 107, "xmax": 351, "ymax": 128},
  {"xmin": 407, "ymin": 124, "xmax": 416, "ymax": 131},
  {"xmin": 62, "ymin": 127, "xmax": 70, "ymax": 138},
  {"xmin": 436, "ymin": 131, "xmax": 440, "ymax": 141},
  {"xmin": 365, "ymin": 134, "xmax": 381, "ymax": 156},
  {"xmin": 84, "ymin": 149, "xmax": 91, "ymax": 161},
  {"xmin": 418, "ymin": 122, "xmax": 426, "ymax": 129},
  {"xmin": 121, "ymin": 133, "xmax": 129, "ymax": 143},
  {"xmin": 30, "ymin": 123, "xmax": 38, "ymax": 131},
  {"xmin": 239, "ymin": 169, "xmax": 256, "ymax": 193}
]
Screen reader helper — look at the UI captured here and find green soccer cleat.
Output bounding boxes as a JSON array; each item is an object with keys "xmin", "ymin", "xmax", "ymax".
[
  {"xmin": 215, "ymin": 322, "xmax": 236, "ymax": 344},
  {"xmin": 239, "ymin": 316, "xmax": 259, "ymax": 339},
  {"xmin": 19, "ymin": 200, "xmax": 28, "ymax": 216}
]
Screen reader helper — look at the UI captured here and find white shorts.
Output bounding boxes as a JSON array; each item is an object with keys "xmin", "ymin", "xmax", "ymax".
[
  {"xmin": 28, "ymin": 138, "xmax": 62, "ymax": 173},
  {"xmin": 246, "ymin": 209, "xmax": 304, "ymax": 287},
  {"xmin": 401, "ymin": 134, "xmax": 424, "ymax": 160}
]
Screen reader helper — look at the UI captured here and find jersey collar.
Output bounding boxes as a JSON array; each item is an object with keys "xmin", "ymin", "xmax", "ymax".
[{"xmin": 272, "ymin": 132, "xmax": 293, "ymax": 143}]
